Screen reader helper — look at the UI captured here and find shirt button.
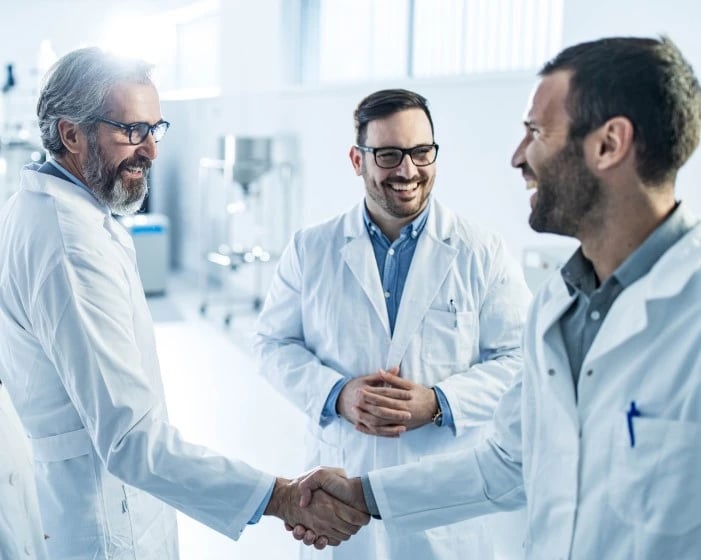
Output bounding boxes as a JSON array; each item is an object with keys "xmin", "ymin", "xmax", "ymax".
[
  {"xmin": 384, "ymin": 291, "xmax": 390, "ymax": 298},
  {"xmin": 411, "ymin": 231, "xmax": 418, "ymax": 238},
  {"xmin": 590, "ymin": 310, "xmax": 601, "ymax": 321},
  {"xmin": 388, "ymin": 248, "xmax": 395, "ymax": 256},
  {"xmin": 547, "ymin": 368, "xmax": 556, "ymax": 376}
]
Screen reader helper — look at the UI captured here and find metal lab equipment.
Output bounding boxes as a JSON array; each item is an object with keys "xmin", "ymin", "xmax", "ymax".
[
  {"xmin": 119, "ymin": 214, "xmax": 170, "ymax": 296},
  {"xmin": 198, "ymin": 135, "xmax": 296, "ymax": 326}
]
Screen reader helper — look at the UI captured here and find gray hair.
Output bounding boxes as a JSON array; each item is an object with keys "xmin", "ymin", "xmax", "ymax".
[{"xmin": 37, "ymin": 47, "xmax": 153, "ymax": 157}]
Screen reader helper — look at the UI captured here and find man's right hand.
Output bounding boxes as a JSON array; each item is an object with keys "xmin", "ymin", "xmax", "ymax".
[
  {"xmin": 337, "ymin": 367, "xmax": 412, "ymax": 437},
  {"xmin": 287, "ymin": 467, "xmax": 370, "ymax": 546}
]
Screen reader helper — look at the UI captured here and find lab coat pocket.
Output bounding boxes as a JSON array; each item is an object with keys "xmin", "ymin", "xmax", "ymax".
[
  {"xmin": 608, "ymin": 414, "xmax": 701, "ymax": 535},
  {"xmin": 421, "ymin": 309, "xmax": 476, "ymax": 367}
]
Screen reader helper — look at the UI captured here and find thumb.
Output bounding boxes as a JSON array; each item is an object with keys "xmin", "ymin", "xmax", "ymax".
[{"xmin": 298, "ymin": 467, "xmax": 347, "ymax": 507}]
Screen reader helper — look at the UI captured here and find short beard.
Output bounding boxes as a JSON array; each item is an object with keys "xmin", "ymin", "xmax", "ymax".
[
  {"xmin": 83, "ymin": 133, "xmax": 151, "ymax": 216},
  {"xmin": 529, "ymin": 138, "xmax": 602, "ymax": 237}
]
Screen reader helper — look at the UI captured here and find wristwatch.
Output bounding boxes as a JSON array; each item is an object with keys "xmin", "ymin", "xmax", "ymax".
[{"xmin": 432, "ymin": 407, "xmax": 443, "ymax": 427}]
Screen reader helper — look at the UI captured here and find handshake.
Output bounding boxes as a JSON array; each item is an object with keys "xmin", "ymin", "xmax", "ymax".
[{"xmin": 265, "ymin": 467, "xmax": 370, "ymax": 550}]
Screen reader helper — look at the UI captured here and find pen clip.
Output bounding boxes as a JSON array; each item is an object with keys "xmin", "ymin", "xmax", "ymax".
[
  {"xmin": 448, "ymin": 299, "xmax": 457, "ymax": 328},
  {"xmin": 626, "ymin": 401, "xmax": 641, "ymax": 447}
]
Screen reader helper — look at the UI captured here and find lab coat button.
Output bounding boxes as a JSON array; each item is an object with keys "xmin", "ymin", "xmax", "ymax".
[
  {"xmin": 547, "ymin": 368, "xmax": 556, "ymax": 376},
  {"xmin": 24, "ymin": 542, "xmax": 32, "ymax": 555},
  {"xmin": 9, "ymin": 472, "xmax": 17, "ymax": 486},
  {"xmin": 585, "ymin": 369, "xmax": 593, "ymax": 376}
]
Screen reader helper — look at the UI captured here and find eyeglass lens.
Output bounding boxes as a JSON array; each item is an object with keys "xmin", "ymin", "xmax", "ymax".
[
  {"xmin": 130, "ymin": 122, "xmax": 169, "ymax": 144},
  {"xmin": 375, "ymin": 145, "xmax": 437, "ymax": 168}
]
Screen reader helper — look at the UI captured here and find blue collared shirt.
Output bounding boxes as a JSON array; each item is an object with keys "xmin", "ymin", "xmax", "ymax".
[
  {"xmin": 321, "ymin": 199, "xmax": 454, "ymax": 429},
  {"xmin": 46, "ymin": 159, "xmax": 95, "ymax": 198}
]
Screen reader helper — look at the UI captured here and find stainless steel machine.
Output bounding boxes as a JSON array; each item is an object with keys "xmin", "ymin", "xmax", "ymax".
[{"xmin": 198, "ymin": 135, "xmax": 296, "ymax": 326}]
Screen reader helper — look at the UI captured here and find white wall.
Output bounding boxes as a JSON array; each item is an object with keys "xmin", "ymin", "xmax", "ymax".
[
  {"xmin": 152, "ymin": 0, "xmax": 701, "ymax": 273},
  {"xmin": 2, "ymin": 0, "xmax": 701, "ymax": 271}
]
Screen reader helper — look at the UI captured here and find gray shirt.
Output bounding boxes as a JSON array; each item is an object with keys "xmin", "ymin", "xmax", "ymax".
[{"xmin": 559, "ymin": 202, "xmax": 697, "ymax": 388}]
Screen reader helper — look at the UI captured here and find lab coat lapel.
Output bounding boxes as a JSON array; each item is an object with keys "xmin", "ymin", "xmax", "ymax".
[
  {"xmin": 387, "ymin": 204, "xmax": 457, "ymax": 367},
  {"xmin": 586, "ymin": 222, "xmax": 701, "ymax": 362},
  {"xmin": 340, "ymin": 208, "xmax": 391, "ymax": 336}
]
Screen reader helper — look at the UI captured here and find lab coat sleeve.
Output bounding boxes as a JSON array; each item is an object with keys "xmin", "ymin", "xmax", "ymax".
[
  {"xmin": 369, "ymin": 373, "xmax": 526, "ymax": 534},
  {"xmin": 436, "ymin": 236, "xmax": 531, "ymax": 437},
  {"xmin": 30, "ymin": 253, "xmax": 274, "ymax": 540},
  {"xmin": 254, "ymin": 234, "xmax": 345, "ymax": 424}
]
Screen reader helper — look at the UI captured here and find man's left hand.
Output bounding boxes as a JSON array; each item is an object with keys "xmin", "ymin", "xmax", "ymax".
[{"xmin": 358, "ymin": 369, "xmax": 437, "ymax": 431}]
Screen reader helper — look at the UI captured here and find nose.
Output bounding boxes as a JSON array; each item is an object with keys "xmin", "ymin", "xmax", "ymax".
[
  {"xmin": 511, "ymin": 137, "xmax": 527, "ymax": 169},
  {"xmin": 136, "ymin": 133, "xmax": 158, "ymax": 160},
  {"xmin": 395, "ymin": 152, "xmax": 418, "ymax": 177}
]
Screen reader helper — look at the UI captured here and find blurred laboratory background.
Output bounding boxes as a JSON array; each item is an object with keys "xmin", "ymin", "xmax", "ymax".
[{"xmin": 1, "ymin": 1, "xmax": 701, "ymax": 558}]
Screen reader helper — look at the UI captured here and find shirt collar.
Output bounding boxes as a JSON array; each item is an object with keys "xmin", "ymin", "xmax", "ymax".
[
  {"xmin": 47, "ymin": 159, "xmax": 95, "ymax": 198},
  {"xmin": 561, "ymin": 201, "xmax": 696, "ymax": 295},
  {"xmin": 362, "ymin": 197, "xmax": 431, "ymax": 241}
]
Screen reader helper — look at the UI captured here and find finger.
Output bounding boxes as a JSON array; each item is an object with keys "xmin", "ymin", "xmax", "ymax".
[
  {"xmin": 362, "ymin": 386, "xmax": 412, "ymax": 401},
  {"xmin": 357, "ymin": 406, "xmax": 411, "ymax": 427},
  {"xmin": 302, "ymin": 529, "xmax": 317, "ymax": 546},
  {"xmin": 361, "ymin": 390, "xmax": 413, "ymax": 410},
  {"xmin": 314, "ymin": 535, "xmax": 330, "ymax": 550},
  {"xmin": 323, "ymin": 536, "xmax": 341, "ymax": 547},
  {"xmin": 291, "ymin": 525, "xmax": 306, "ymax": 540},
  {"xmin": 379, "ymin": 370, "xmax": 415, "ymax": 388}
]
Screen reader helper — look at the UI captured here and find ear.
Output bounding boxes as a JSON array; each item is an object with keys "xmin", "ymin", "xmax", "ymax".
[
  {"xmin": 57, "ymin": 118, "xmax": 87, "ymax": 155},
  {"xmin": 589, "ymin": 116, "xmax": 634, "ymax": 172},
  {"xmin": 349, "ymin": 146, "xmax": 363, "ymax": 176}
]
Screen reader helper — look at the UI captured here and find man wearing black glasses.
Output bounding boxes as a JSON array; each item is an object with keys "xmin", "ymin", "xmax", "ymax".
[
  {"xmin": 256, "ymin": 89, "xmax": 531, "ymax": 559},
  {"xmin": 0, "ymin": 47, "xmax": 369, "ymax": 559}
]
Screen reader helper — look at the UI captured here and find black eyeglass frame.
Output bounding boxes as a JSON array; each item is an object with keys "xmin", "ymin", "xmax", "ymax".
[
  {"xmin": 355, "ymin": 143, "xmax": 439, "ymax": 169},
  {"xmin": 95, "ymin": 116, "xmax": 171, "ymax": 145}
]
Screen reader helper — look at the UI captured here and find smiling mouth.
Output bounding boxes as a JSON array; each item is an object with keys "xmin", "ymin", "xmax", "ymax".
[
  {"xmin": 122, "ymin": 166, "xmax": 144, "ymax": 178},
  {"xmin": 387, "ymin": 182, "xmax": 420, "ymax": 192},
  {"xmin": 526, "ymin": 179, "xmax": 538, "ymax": 191}
]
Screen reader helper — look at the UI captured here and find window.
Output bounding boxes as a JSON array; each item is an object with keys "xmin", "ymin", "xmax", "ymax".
[{"xmin": 302, "ymin": 0, "xmax": 563, "ymax": 83}]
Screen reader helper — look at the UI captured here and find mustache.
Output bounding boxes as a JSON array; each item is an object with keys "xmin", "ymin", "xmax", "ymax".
[
  {"xmin": 383, "ymin": 175, "xmax": 424, "ymax": 184},
  {"xmin": 520, "ymin": 164, "xmax": 535, "ymax": 178},
  {"xmin": 118, "ymin": 155, "xmax": 152, "ymax": 172}
]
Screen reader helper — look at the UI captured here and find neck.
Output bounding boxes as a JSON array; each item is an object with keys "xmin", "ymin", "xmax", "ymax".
[
  {"xmin": 579, "ymin": 187, "xmax": 676, "ymax": 282},
  {"xmin": 54, "ymin": 153, "xmax": 89, "ymax": 187}
]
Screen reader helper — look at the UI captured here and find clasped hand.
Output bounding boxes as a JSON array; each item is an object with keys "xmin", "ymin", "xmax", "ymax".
[
  {"xmin": 284, "ymin": 467, "xmax": 369, "ymax": 549},
  {"xmin": 266, "ymin": 468, "xmax": 369, "ymax": 550},
  {"xmin": 337, "ymin": 367, "xmax": 437, "ymax": 436}
]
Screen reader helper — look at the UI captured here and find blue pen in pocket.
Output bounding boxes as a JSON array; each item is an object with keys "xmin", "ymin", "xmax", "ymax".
[{"xmin": 626, "ymin": 401, "xmax": 641, "ymax": 447}]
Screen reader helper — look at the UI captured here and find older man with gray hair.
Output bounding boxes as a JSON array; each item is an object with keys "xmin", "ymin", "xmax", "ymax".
[{"xmin": 0, "ymin": 47, "xmax": 368, "ymax": 559}]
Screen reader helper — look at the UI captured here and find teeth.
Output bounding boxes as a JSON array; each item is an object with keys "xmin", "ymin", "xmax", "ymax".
[
  {"xmin": 526, "ymin": 180, "xmax": 537, "ymax": 190},
  {"xmin": 389, "ymin": 183, "xmax": 418, "ymax": 191}
]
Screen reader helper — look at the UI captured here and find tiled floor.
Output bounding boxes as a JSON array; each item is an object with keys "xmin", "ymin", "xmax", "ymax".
[{"xmin": 150, "ymin": 274, "xmax": 307, "ymax": 559}]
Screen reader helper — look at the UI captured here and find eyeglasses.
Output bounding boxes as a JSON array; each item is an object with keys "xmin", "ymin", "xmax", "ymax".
[
  {"xmin": 356, "ymin": 143, "xmax": 439, "ymax": 169},
  {"xmin": 95, "ymin": 117, "xmax": 170, "ymax": 145}
]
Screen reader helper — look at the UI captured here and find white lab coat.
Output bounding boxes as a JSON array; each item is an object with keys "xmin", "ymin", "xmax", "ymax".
[
  {"xmin": 0, "ymin": 384, "xmax": 48, "ymax": 560},
  {"xmin": 0, "ymin": 169, "xmax": 274, "ymax": 559},
  {"xmin": 255, "ymin": 199, "xmax": 531, "ymax": 559},
  {"xmin": 368, "ymin": 212, "xmax": 701, "ymax": 559}
]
